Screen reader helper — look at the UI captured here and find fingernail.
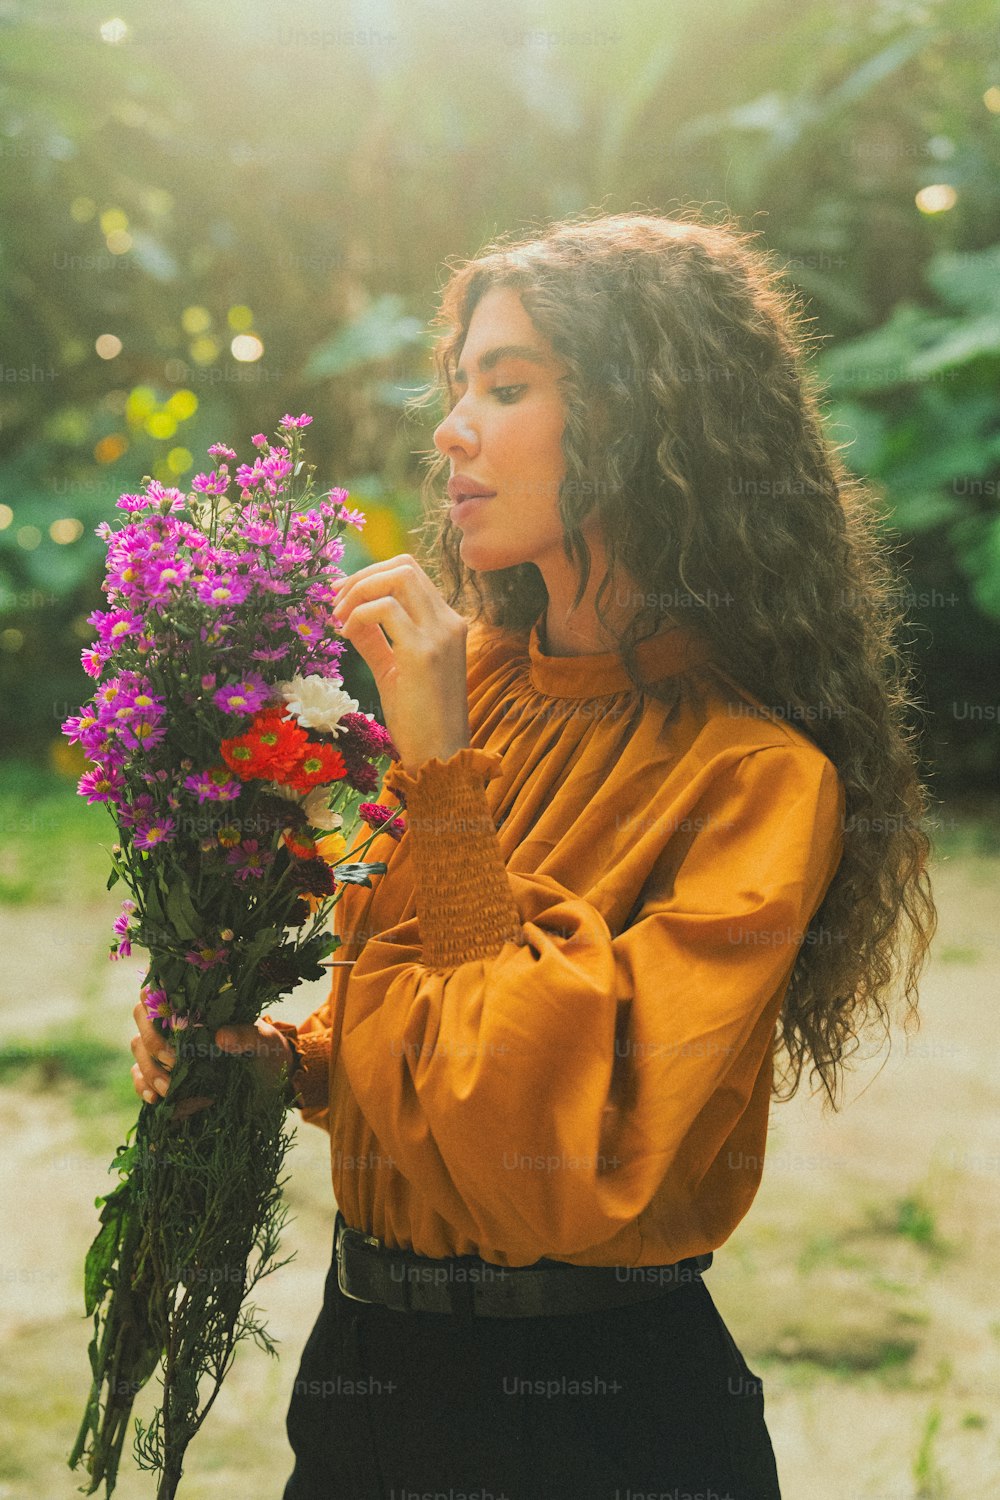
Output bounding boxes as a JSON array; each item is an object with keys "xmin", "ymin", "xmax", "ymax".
[
  {"xmin": 158, "ymin": 1054, "xmax": 174, "ymax": 1069},
  {"xmin": 154, "ymin": 1077, "xmax": 169, "ymax": 1096},
  {"xmin": 142, "ymin": 1090, "xmax": 156, "ymax": 1104}
]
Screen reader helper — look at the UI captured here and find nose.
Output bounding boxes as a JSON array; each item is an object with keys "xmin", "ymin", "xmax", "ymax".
[{"xmin": 433, "ymin": 395, "xmax": 478, "ymax": 458}]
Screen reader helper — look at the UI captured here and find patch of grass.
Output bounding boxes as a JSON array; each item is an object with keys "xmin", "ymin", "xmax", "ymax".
[
  {"xmin": 0, "ymin": 1033, "xmax": 136, "ymax": 1119},
  {"xmin": 0, "ymin": 759, "xmax": 113, "ymax": 906},
  {"xmin": 913, "ymin": 1404, "xmax": 947, "ymax": 1498},
  {"xmin": 928, "ymin": 802, "xmax": 1000, "ymax": 858},
  {"xmin": 862, "ymin": 1193, "xmax": 954, "ymax": 1262},
  {"xmin": 934, "ymin": 944, "xmax": 982, "ymax": 964}
]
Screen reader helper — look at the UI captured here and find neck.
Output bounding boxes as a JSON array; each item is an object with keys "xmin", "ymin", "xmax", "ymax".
[{"xmin": 540, "ymin": 569, "xmax": 652, "ymax": 657}]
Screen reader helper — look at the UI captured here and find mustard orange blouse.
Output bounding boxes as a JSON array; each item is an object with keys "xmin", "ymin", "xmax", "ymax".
[{"xmin": 268, "ymin": 614, "xmax": 845, "ymax": 1268}]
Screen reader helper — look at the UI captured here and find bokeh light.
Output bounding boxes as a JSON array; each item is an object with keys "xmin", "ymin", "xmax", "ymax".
[
  {"xmin": 181, "ymin": 305, "xmax": 213, "ymax": 335},
  {"xmin": 915, "ymin": 184, "xmax": 958, "ymax": 213},
  {"xmin": 95, "ymin": 333, "xmax": 123, "ymax": 359},
  {"xmin": 231, "ymin": 334, "xmax": 264, "ymax": 362},
  {"xmin": 49, "ymin": 518, "xmax": 85, "ymax": 544},
  {"xmin": 94, "ymin": 433, "xmax": 128, "ymax": 463}
]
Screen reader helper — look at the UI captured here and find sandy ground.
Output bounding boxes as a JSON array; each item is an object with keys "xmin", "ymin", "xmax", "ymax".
[{"xmin": 0, "ymin": 839, "xmax": 997, "ymax": 1499}]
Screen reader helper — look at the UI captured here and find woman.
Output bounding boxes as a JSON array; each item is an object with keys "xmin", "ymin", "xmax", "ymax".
[{"xmin": 130, "ymin": 211, "xmax": 937, "ymax": 1499}]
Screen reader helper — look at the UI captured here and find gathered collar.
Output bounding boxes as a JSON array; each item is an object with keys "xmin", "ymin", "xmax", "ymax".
[{"xmin": 525, "ymin": 614, "xmax": 713, "ymax": 699}]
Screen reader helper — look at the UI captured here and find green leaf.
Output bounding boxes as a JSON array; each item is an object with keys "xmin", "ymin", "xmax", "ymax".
[
  {"xmin": 165, "ymin": 877, "xmax": 201, "ymax": 941},
  {"xmin": 106, "ymin": 867, "xmax": 120, "ymax": 892},
  {"xmin": 83, "ymin": 1181, "xmax": 129, "ymax": 1317},
  {"xmin": 241, "ymin": 926, "xmax": 281, "ymax": 968},
  {"xmin": 303, "ymin": 295, "xmax": 428, "ymax": 380}
]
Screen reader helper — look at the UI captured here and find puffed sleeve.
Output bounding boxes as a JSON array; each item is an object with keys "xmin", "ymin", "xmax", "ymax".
[{"xmin": 338, "ymin": 742, "xmax": 845, "ymax": 1261}]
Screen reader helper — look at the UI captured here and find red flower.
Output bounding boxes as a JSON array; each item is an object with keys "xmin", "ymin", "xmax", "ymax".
[
  {"xmin": 283, "ymin": 742, "xmax": 347, "ymax": 793},
  {"xmin": 283, "ymin": 829, "xmax": 319, "ymax": 860},
  {"xmin": 221, "ymin": 707, "xmax": 307, "ymax": 782}
]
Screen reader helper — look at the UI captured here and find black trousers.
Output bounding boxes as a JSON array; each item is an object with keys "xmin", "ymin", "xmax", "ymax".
[{"xmin": 283, "ymin": 1224, "xmax": 781, "ymax": 1500}]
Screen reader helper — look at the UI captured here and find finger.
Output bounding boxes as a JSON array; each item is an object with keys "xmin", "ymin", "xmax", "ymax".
[
  {"xmin": 130, "ymin": 1032, "xmax": 172, "ymax": 1096},
  {"xmin": 132, "ymin": 1061, "xmax": 157, "ymax": 1105},
  {"xmin": 215, "ymin": 1024, "xmax": 265, "ymax": 1056},
  {"xmin": 331, "ymin": 553, "xmax": 418, "ymax": 604},
  {"xmin": 133, "ymin": 1000, "xmax": 177, "ymax": 1069},
  {"xmin": 332, "ymin": 564, "xmax": 422, "ymax": 630},
  {"xmin": 336, "ymin": 598, "xmax": 409, "ymax": 678},
  {"xmin": 170, "ymin": 1095, "xmax": 215, "ymax": 1120}
]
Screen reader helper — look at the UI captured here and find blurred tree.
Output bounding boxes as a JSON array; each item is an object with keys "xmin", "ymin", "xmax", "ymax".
[{"xmin": 1, "ymin": 0, "xmax": 997, "ymax": 783}]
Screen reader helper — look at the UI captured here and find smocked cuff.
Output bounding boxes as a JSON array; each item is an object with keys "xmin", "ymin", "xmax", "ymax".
[
  {"xmin": 261, "ymin": 1015, "xmax": 331, "ymax": 1112},
  {"xmin": 382, "ymin": 747, "xmax": 522, "ymax": 968}
]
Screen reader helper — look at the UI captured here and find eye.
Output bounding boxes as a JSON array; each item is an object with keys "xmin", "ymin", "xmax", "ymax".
[{"xmin": 492, "ymin": 385, "xmax": 526, "ymax": 403}]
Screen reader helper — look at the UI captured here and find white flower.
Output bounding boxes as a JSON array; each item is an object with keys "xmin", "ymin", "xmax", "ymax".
[
  {"xmin": 279, "ymin": 674, "xmax": 359, "ymax": 736},
  {"xmin": 302, "ymin": 787, "xmax": 344, "ymax": 831}
]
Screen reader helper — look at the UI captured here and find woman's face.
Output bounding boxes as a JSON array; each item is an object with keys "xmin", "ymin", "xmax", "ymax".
[{"xmin": 432, "ymin": 285, "xmax": 580, "ymax": 577}]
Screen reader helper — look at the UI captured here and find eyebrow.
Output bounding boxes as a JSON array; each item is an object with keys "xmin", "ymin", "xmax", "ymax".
[{"xmin": 452, "ymin": 344, "xmax": 551, "ymax": 383}]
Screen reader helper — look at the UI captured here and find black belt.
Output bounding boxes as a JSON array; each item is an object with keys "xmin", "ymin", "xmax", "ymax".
[{"xmin": 333, "ymin": 1211, "xmax": 712, "ymax": 1318}]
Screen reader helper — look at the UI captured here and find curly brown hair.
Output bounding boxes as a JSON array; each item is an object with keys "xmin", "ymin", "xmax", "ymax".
[{"xmin": 405, "ymin": 208, "xmax": 937, "ymax": 1110}]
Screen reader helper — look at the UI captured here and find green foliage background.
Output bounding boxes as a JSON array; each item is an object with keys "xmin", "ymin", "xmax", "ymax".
[{"xmin": 2, "ymin": 0, "xmax": 999, "ymax": 787}]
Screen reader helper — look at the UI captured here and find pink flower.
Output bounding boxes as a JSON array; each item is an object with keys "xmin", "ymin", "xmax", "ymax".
[
  {"xmin": 336, "ymin": 504, "xmax": 366, "ymax": 530},
  {"xmin": 251, "ymin": 433, "xmax": 268, "ymax": 449},
  {"xmin": 185, "ymin": 942, "xmax": 230, "ymax": 971},
  {"xmin": 358, "ymin": 801, "xmax": 406, "ymax": 841},
  {"xmin": 207, "ymin": 443, "xmax": 237, "ymax": 461},
  {"xmin": 280, "ymin": 413, "xmax": 313, "ymax": 429},
  {"xmin": 78, "ymin": 764, "xmax": 125, "ymax": 804},
  {"xmin": 226, "ymin": 840, "xmax": 273, "ymax": 881},
  {"xmin": 133, "ymin": 815, "xmax": 177, "ymax": 851},
  {"xmin": 214, "ymin": 674, "xmax": 270, "ymax": 715},
  {"xmin": 191, "ymin": 469, "xmax": 230, "ymax": 495},
  {"xmin": 183, "ymin": 768, "xmax": 242, "ymax": 803},
  {"xmin": 141, "ymin": 985, "xmax": 171, "ymax": 1023}
]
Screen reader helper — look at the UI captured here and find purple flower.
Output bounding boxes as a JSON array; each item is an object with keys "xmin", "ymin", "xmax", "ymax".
[
  {"xmin": 207, "ymin": 443, "xmax": 237, "ymax": 461},
  {"xmin": 141, "ymin": 985, "xmax": 170, "ymax": 1023},
  {"xmin": 77, "ymin": 764, "xmax": 125, "ymax": 804},
  {"xmin": 358, "ymin": 802, "xmax": 406, "ymax": 841},
  {"xmin": 250, "ymin": 644, "xmax": 290, "ymax": 662},
  {"xmin": 144, "ymin": 481, "xmax": 186, "ymax": 511},
  {"xmin": 194, "ymin": 572, "xmax": 253, "ymax": 608},
  {"xmin": 116, "ymin": 792, "xmax": 155, "ymax": 829},
  {"xmin": 336, "ymin": 504, "xmax": 366, "ymax": 530},
  {"xmin": 117, "ymin": 717, "xmax": 167, "ymax": 753},
  {"xmin": 185, "ymin": 942, "xmax": 230, "ymax": 971},
  {"xmin": 280, "ymin": 413, "xmax": 313, "ymax": 429},
  {"xmin": 183, "ymin": 769, "xmax": 242, "ymax": 804},
  {"xmin": 226, "ymin": 840, "xmax": 273, "ymax": 881},
  {"xmin": 288, "ymin": 610, "xmax": 325, "ymax": 645},
  {"xmin": 239, "ymin": 519, "xmax": 283, "ymax": 546},
  {"xmin": 115, "ymin": 493, "xmax": 154, "ymax": 513},
  {"xmin": 62, "ymin": 709, "xmax": 101, "ymax": 745},
  {"xmin": 110, "ymin": 899, "xmax": 137, "ymax": 960},
  {"xmin": 191, "ymin": 469, "xmax": 230, "ymax": 495},
  {"xmin": 81, "ymin": 647, "xmax": 105, "ymax": 678},
  {"xmin": 113, "ymin": 899, "xmax": 136, "ymax": 937},
  {"xmin": 88, "ymin": 607, "xmax": 145, "ymax": 649},
  {"xmin": 213, "ymin": 674, "xmax": 271, "ymax": 716},
  {"xmin": 236, "ymin": 461, "xmax": 267, "ymax": 489},
  {"xmin": 133, "ymin": 815, "xmax": 177, "ymax": 851}
]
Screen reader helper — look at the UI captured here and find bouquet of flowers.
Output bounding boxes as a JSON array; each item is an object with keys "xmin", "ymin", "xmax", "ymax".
[{"xmin": 63, "ymin": 415, "xmax": 404, "ymax": 1499}]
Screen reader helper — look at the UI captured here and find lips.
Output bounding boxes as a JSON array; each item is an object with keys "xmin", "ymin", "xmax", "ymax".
[{"xmin": 447, "ymin": 476, "xmax": 497, "ymax": 503}]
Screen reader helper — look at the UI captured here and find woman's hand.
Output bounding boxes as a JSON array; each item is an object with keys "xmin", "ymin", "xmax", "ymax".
[
  {"xmin": 130, "ymin": 1003, "xmax": 297, "ymax": 1118},
  {"xmin": 330, "ymin": 554, "xmax": 471, "ymax": 774}
]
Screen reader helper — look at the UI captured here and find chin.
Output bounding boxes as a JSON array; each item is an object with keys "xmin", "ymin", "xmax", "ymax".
[{"xmin": 459, "ymin": 537, "xmax": 528, "ymax": 573}]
